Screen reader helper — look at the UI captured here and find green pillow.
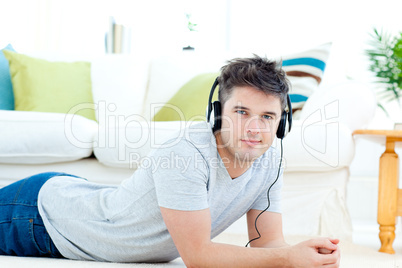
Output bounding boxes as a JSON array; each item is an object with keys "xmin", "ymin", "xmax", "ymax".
[
  {"xmin": 153, "ymin": 73, "xmax": 219, "ymax": 121},
  {"xmin": 3, "ymin": 50, "xmax": 96, "ymax": 121}
]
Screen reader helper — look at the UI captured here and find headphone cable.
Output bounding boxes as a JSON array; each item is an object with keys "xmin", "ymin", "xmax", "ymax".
[{"xmin": 245, "ymin": 138, "xmax": 283, "ymax": 247}]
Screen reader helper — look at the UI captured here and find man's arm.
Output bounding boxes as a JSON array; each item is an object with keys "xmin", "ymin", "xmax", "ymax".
[
  {"xmin": 160, "ymin": 207, "xmax": 340, "ymax": 268},
  {"xmin": 246, "ymin": 209, "xmax": 288, "ymax": 248}
]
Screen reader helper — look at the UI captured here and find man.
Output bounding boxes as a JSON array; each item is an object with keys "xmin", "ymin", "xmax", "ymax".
[{"xmin": 0, "ymin": 56, "xmax": 340, "ymax": 267}]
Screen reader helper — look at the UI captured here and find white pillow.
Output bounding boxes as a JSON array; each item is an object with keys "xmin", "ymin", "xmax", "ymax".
[
  {"xmin": 143, "ymin": 53, "xmax": 225, "ymax": 120},
  {"xmin": 299, "ymin": 81, "xmax": 377, "ymax": 131},
  {"xmin": 91, "ymin": 55, "xmax": 150, "ymax": 121},
  {"xmin": 0, "ymin": 111, "xmax": 97, "ymax": 164}
]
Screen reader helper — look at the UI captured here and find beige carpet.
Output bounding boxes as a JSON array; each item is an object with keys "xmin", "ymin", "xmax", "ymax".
[{"xmin": 1, "ymin": 233, "xmax": 402, "ymax": 267}]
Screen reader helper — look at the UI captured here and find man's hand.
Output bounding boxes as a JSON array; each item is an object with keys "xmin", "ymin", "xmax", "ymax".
[{"xmin": 288, "ymin": 238, "xmax": 340, "ymax": 268}]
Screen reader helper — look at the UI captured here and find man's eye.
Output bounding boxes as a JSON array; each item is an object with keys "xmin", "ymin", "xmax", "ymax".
[
  {"xmin": 236, "ymin": 110, "xmax": 246, "ymax": 115},
  {"xmin": 262, "ymin": 115, "xmax": 272, "ymax": 120}
]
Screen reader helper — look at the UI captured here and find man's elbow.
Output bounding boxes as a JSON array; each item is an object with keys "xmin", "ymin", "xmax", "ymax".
[{"xmin": 179, "ymin": 241, "xmax": 213, "ymax": 268}]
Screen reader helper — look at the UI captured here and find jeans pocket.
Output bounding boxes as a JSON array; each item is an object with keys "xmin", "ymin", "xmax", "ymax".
[{"xmin": 29, "ymin": 218, "xmax": 51, "ymax": 256}]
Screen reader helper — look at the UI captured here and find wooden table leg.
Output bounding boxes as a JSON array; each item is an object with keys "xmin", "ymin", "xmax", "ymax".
[{"xmin": 377, "ymin": 138, "xmax": 398, "ymax": 254}]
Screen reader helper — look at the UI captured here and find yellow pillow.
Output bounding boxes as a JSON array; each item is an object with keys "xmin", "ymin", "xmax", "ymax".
[
  {"xmin": 153, "ymin": 73, "xmax": 219, "ymax": 121},
  {"xmin": 3, "ymin": 50, "xmax": 96, "ymax": 121}
]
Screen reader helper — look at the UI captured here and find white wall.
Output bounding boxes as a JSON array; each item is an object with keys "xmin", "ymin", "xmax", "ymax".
[
  {"xmin": 2, "ymin": 0, "xmax": 400, "ymax": 83},
  {"xmin": 1, "ymin": 0, "xmax": 400, "ymax": 63},
  {"xmin": 0, "ymin": 0, "xmax": 228, "ymax": 57}
]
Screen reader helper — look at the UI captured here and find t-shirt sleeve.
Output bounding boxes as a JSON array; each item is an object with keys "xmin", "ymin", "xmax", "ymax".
[
  {"xmin": 250, "ymin": 165, "xmax": 283, "ymax": 214},
  {"xmin": 150, "ymin": 139, "xmax": 210, "ymax": 211}
]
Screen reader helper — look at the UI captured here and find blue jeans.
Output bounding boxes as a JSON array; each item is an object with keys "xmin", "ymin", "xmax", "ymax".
[{"xmin": 0, "ymin": 172, "xmax": 77, "ymax": 257}]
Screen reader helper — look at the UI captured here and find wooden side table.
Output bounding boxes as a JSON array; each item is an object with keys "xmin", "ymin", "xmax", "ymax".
[{"xmin": 353, "ymin": 129, "xmax": 402, "ymax": 254}]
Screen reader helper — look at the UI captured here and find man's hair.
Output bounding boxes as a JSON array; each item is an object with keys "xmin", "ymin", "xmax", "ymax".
[{"xmin": 218, "ymin": 55, "xmax": 290, "ymax": 111}]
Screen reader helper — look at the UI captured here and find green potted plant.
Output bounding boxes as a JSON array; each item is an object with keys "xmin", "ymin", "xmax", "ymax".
[
  {"xmin": 183, "ymin": 13, "xmax": 198, "ymax": 51},
  {"xmin": 366, "ymin": 28, "xmax": 402, "ymax": 122}
]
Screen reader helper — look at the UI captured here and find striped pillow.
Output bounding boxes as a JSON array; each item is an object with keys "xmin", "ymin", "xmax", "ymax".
[{"xmin": 282, "ymin": 43, "xmax": 331, "ymax": 111}]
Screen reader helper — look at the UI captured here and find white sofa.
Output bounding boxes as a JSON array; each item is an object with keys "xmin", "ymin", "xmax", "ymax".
[{"xmin": 0, "ymin": 50, "xmax": 376, "ymax": 243}]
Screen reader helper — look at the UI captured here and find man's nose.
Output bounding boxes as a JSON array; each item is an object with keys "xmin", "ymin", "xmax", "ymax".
[{"xmin": 246, "ymin": 117, "xmax": 263, "ymax": 135}]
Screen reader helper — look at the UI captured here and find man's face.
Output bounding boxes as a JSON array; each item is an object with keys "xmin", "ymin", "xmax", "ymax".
[{"xmin": 216, "ymin": 86, "xmax": 282, "ymax": 165}]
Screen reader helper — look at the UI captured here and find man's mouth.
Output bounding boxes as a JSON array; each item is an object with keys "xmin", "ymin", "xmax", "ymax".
[{"xmin": 241, "ymin": 139, "xmax": 261, "ymax": 146}]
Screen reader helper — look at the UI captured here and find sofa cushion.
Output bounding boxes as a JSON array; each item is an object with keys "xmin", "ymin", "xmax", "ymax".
[
  {"xmin": 0, "ymin": 111, "xmax": 97, "ymax": 164},
  {"xmin": 94, "ymin": 121, "xmax": 189, "ymax": 168},
  {"xmin": 282, "ymin": 42, "xmax": 332, "ymax": 110},
  {"xmin": 3, "ymin": 50, "xmax": 96, "ymax": 121},
  {"xmin": 0, "ymin": 44, "xmax": 15, "ymax": 110},
  {"xmin": 153, "ymin": 72, "xmax": 219, "ymax": 121}
]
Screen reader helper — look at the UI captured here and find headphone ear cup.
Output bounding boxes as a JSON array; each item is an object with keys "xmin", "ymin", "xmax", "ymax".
[
  {"xmin": 276, "ymin": 111, "xmax": 287, "ymax": 139},
  {"xmin": 211, "ymin": 101, "xmax": 222, "ymax": 133}
]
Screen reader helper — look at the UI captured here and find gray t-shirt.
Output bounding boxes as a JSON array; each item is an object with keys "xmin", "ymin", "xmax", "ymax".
[{"xmin": 38, "ymin": 122, "xmax": 283, "ymax": 263}]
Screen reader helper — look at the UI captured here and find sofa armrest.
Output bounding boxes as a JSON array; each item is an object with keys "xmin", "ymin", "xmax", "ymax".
[{"xmin": 282, "ymin": 120, "xmax": 354, "ymax": 172}]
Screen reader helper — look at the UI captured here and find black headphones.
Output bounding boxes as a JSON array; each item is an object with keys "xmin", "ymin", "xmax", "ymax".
[{"xmin": 206, "ymin": 77, "xmax": 292, "ymax": 139}]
